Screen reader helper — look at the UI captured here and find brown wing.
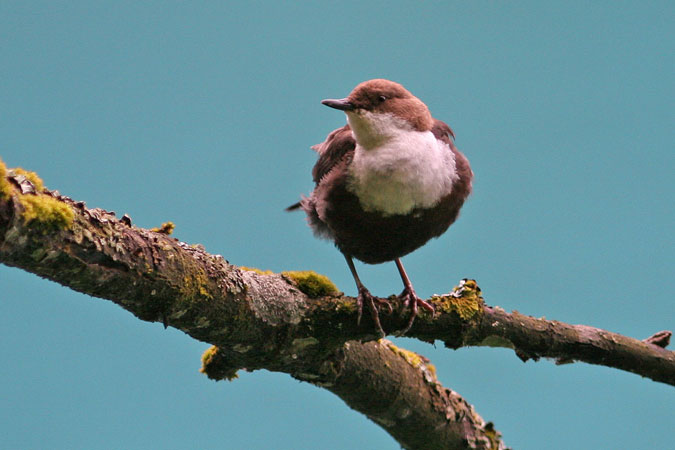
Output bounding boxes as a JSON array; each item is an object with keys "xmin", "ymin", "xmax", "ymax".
[
  {"xmin": 285, "ymin": 125, "xmax": 355, "ymax": 212},
  {"xmin": 431, "ymin": 118, "xmax": 473, "ymax": 200},
  {"xmin": 311, "ymin": 125, "xmax": 356, "ymax": 183},
  {"xmin": 430, "ymin": 119, "xmax": 455, "ymax": 144}
]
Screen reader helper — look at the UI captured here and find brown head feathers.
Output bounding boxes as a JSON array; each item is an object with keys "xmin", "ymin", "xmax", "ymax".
[{"xmin": 325, "ymin": 79, "xmax": 434, "ymax": 132}]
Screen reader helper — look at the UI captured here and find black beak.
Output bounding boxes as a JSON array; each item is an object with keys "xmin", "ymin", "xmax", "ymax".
[{"xmin": 321, "ymin": 98, "xmax": 355, "ymax": 111}]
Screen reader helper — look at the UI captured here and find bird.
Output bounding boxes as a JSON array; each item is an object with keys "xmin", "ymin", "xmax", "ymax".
[{"xmin": 287, "ymin": 79, "xmax": 473, "ymax": 336}]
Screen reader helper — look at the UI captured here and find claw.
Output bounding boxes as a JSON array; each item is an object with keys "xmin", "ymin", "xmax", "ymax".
[
  {"xmin": 394, "ymin": 258, "xmax": 434, "ymax": 336},
  {"xmin": 396, "ymin": 285, "xmax": 435, "ymax": 336},
  {"xmin": 356, "ymin": 285, "xmax": 391, "ymax": 338},
  {"xmin": 345, "ymin": 254, "xmax": 394, "ymax": 337}
]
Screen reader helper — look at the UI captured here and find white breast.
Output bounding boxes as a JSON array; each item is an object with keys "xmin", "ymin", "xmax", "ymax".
[{"xmin": 347, "ymin": 129, "xmax": 458, "ymax": 216}]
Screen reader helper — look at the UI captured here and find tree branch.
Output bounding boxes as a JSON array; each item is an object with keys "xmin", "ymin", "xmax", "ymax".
[
  {"xmin": 0, "ymin": 161, "xmax": 507, "ymax": 449},
  {"xmin": 2, "ymin": 163, "xmax": 673, "ymax": 448},
  {"xmin": 404, "ymin": 281, "xmax": 675, "ymax": 385}
]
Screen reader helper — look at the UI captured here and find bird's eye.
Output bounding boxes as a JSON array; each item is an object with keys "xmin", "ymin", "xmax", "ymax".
[{"xmin": 378, "ymin": 95, "xmax": 387, "ymax": 102}]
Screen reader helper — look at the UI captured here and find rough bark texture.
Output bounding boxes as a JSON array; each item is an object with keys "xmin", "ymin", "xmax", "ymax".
[
  {"xmin": 1, "ymin": 165, "xmax": 673, "ymax": 448},
  {"xmin": 0, "ymin": 165, "xmax": 507, "ymax": 449}
]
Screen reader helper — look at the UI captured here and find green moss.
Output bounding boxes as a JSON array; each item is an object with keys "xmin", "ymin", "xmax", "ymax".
[
  {"xmin": 0, "ymin": 158, "xmax": 10, "ymax": 199},
  {"xmin": 431, "ymin": 279, "xmax": 484, "ymax": 321},
  {"xmin": 200, "ymin": 345, "xmax": 238, "ymax": 381},
  {"xmin": 12, "ymin": 167, "xmax": 45, "ymax": 192},
  {"xmin": 282, "ymin": 270, "xmax": 339, "ymax": 298},
  {"xmin": 1, "ymin": 162, "xmax": 70, "ymax": 232},
  {"xmin": 200, "ymin": 345, "xmax": 218, "ymax": 373},
  {"xmin": 150, "ymin": 221, "xmax": 175, "ymax": 235},
  {"xmin": 0, "ymin": 161, "xmax": 48, "ymax": 199},
  {"xmin": 240, "ymin": 266, "xmax": 274, "ymax": 275},
  {"xmin": 19, "ymin": 194, "xmax": 74, "ymax": 232}
]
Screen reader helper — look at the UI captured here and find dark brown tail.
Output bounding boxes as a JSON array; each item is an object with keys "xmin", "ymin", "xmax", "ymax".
[{"xmin": 285, "ymin": 201, "xmax": 302, "ymax": 212}]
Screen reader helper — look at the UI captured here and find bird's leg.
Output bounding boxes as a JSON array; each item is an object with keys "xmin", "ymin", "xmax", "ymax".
[
  {"xmin": 395, "ymin": 258, "xmax": 435, "ymax": 335},
  {"xmin": 344, "ymin": 255, "xmax": 392, "ymax": 337}
]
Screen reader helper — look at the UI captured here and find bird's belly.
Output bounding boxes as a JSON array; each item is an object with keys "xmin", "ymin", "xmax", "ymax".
[
  {"xmin": 324, "ymin": 188, "xmax": 464, "ymax": 264},
  {"xmin": 347, "ymin": 132, "xmax": 458, "ymax": 216}
]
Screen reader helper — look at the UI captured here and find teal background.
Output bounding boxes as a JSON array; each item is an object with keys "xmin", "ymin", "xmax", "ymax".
[{"xmin": 1, "ymin": 2, "xmax": 673, "ymax": 449}]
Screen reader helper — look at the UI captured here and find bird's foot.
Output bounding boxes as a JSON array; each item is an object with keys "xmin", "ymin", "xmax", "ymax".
[
  {"xmin": 396, "ymin": 286, "xmax": 435, "ymax": 336},
  {"xmin": 356, "ymin": 286, "xmax": 393, "ymax": 338}
]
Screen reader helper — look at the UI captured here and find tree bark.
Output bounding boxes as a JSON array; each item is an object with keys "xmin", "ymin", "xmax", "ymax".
[{"xmin": 1, "ymin": 164, "xmax": 673, "ymax": 448}]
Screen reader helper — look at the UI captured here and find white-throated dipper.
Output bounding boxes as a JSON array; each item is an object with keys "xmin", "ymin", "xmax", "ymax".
[{"xmin": 288, "ymin": 79, "xmax": 473, "ymax": 336}]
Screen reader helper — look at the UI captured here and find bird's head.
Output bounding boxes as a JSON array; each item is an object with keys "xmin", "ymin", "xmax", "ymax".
[{"xmin": 322, "ymin": 79, "xmax": 433, "ymax": 149}]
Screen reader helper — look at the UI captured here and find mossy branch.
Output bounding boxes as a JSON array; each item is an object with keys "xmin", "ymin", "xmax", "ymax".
[
  {"xmin": 1, "ymin": 161, "xmax": 673, "ymax": 448},
  {"xmin": 0, "ymin": 160, "xmax": 507, "ymax": 449}
]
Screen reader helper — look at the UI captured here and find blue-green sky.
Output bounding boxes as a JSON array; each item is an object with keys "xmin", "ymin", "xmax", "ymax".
[{"xmin": 1, "ymin": 2, "xmax": 673, "ymax": 449}]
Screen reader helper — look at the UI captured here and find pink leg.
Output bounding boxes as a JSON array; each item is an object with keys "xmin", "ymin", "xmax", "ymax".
[
  {"xmin": 395, "ymin": 258, "xmax": 434, "ymax": 335},
  {"xmin": 345, "ymin": 255, "xmax": 392, "ymax": 337}
]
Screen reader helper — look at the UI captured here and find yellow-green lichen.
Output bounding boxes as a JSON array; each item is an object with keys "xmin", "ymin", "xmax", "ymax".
[
  {"xmin": 0, "ymin": 158, "xmax": 10, "ymax": 198},
  {"xmin": 336, "ymin": 296, "xmax": 358, "ymax": 314},
  {"xmin": 282, "ymin": 270, "xmax": 339, "ymax": 298},
  {"xmin": 240, "ymin": 266, "xmax": 274, "ymax": 275},
  {"xmin": 291, "ymin": 337, "xmax": 319, "ymax": 352},
  {"xmin": 12, "ymin": 168, "xmax": 45, "ymax": 192},
  {"xmin": 483, "ymin": 422, "xmax": 503, "ymax": 449},
  {"xmin": 19, "ymin": 194, "xmax": 74, "ymax": 231},
  {"xmin": 431, "ymin": 279, "xmax": 484, "ymax": 321},
  {"xmin": 151, "ymin": 221, "xmax": 175, "ymax": 235},
  {"xmin": 426, "ymin": 362, "xmax": 437, "ymax": 379},
  {"xmin": 384, "ymin": 340, "xmax": 438, "ymax": 381},
  {"xmin": 200, "ymin": 345, "xmax": 238, "ymax": 381},
  {"xmin": 385, "ymin": 340, "xmax": 423, "ymax": 367},
  {"xmin": 180, "ymin": 268, "xmax": 213, "ymax": 300}
]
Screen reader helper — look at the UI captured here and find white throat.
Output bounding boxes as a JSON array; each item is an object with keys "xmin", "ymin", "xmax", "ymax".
[
  {"xmin": 346, "ymin": 110, "xmax": 413, "ymax": 149},
  {"xmin": 346, "ymin": 112, "xmax": 458, "ymax": 216}
]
